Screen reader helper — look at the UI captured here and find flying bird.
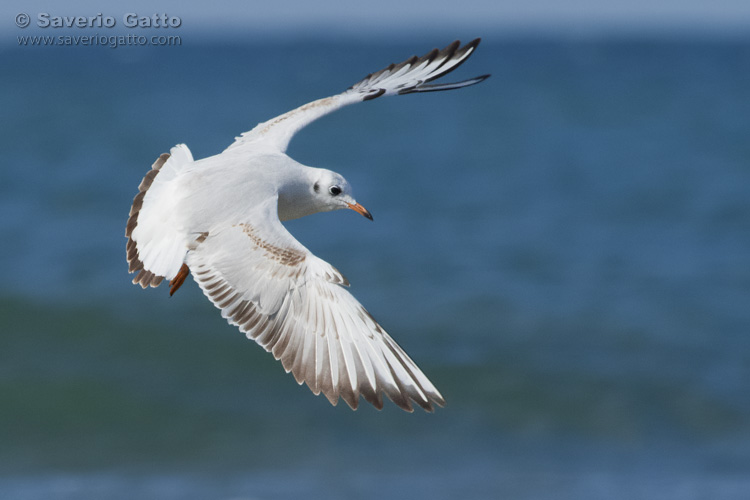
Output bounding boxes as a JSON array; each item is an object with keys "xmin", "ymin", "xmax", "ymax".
[{"xmin": 126, "ymin": 39, "xmax": 489, "ymax": 412}]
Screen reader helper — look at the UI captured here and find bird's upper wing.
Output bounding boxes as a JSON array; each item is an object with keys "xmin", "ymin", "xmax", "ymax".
[
  {"xmin": 224, "ymin": 38, "xmax": 489, "ymax": 154},
  {"xmin": 184, "ymin": 196, "xmax": 445, "ymax": 412}
]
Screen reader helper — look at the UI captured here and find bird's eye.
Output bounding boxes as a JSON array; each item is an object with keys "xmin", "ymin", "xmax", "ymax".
[{"xmin": 329, "ymin": 185, "xmax": 342, "ymax": 196}]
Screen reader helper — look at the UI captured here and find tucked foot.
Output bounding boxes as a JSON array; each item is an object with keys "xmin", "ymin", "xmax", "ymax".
[{"xmin": 169, "ymin": 263, "xmax": 190, "ymax": 296}]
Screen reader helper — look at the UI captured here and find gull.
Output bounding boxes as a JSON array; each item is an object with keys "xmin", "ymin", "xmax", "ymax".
[{"xmin": 126, "ymin": 39, "xmax": 489, "ymax": 412}]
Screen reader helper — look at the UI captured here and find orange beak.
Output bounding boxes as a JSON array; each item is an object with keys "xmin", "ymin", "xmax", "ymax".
[{"xmin": 347, "ymin": 202, "xmax": 373, "ymax": 221}]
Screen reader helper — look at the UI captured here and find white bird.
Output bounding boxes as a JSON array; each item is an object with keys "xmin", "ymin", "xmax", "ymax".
[{"xmin": 126, "ymin": 39, "xmax": 489, "ymax": 412}]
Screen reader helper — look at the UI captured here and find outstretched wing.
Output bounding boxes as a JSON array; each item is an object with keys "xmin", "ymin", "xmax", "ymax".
[
  {"xmin": 185, "ymin": 197, "xmax": 445, "ymax": 412},
  {"xmin": 225, "ymin": 38, "xmax": 489, "ymax": 154}
]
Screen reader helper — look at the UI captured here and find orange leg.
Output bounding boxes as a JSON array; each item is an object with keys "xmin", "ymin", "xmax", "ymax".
[{"xmin": 169, "ymin": 263, "xmax": 190, "ymax": 296}]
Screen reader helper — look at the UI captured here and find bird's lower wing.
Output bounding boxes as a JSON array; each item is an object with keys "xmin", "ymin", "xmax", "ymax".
[
  {"xmin": 185, "ymin": 201, "xmax": 444, "ymax": 412},
  {"xmin": 224, "ymin": 38, "xmax": 489, "ymax": 154}
]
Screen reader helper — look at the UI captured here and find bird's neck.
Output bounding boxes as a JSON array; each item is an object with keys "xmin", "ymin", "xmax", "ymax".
[{"xmin": 277, "ymin": 168, "xmax": 318, "ymax": 222}]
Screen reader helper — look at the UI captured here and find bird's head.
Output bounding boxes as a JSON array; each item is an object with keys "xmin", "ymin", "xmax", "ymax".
[{"xmin": 310, "ymin": 169, "xmax": 373, "ymax": 220}]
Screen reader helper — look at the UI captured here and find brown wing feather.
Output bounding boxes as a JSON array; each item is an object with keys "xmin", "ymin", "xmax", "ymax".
[{"xmin": 125, "ymin": 153, "xmax": 170, "ymax": 288}]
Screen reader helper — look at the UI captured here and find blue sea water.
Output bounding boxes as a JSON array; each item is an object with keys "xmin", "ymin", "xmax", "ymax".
[{"xmin": 1, "ymin": 35, "xmax": 750, "ymax": 499}]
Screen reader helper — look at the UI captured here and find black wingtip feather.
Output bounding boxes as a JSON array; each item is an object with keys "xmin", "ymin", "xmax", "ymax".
[{"xmin": 353, "ymin": 38, "xmax": 487, "ymax": 102}]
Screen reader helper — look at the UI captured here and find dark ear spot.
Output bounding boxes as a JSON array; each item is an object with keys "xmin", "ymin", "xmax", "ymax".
[{"xmin": 313, "ymin": 182, "xmax": 320, "ymax": 193}]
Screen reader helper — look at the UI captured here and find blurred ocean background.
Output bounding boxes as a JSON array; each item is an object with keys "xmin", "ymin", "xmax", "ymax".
[{"xmin": 2, "ymin": 22, "xmax": 750, "ymax": 500}]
